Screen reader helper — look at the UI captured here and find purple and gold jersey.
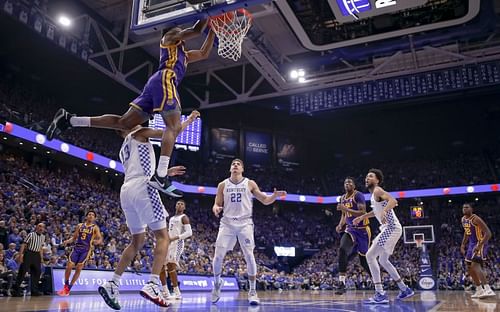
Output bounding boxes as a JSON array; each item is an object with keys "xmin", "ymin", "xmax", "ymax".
[
  {"xmin": 461, "ymin": 214, "xmax": 482, "ymax": 246},
  {"xmin": 342, "ymin": 191, "xmax": 369, "ymax": 227},
  {"xmin": 462, "ymin": 214, "xmax": 488, "ymax": 262},
  {"xmin": 76, "ymin": 223, "xmax": 96, "ymax": 248},
  {"xmin": 159, "ymin": 41, "xmax": 188, "ymax": 83}
]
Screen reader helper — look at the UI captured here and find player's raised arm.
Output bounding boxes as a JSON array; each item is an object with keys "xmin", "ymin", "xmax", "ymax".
[
  {"xmin": 248, "ymin": 180, "xmax": 286, "ymax": 206},
  {"xmin": 213, "ymin": 181, "xmax": 225, "ymax": 217},
  {"xmin": 186, "ymin": 30, "xmax": 216, "ymax": 63},
  {"xmin": 162, "ymin": 19, "xmax": 208, "ymax": 45}
]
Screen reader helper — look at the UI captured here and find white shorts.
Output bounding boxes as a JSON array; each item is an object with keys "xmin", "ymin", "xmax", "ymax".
[
  {"xmin": 372, "ymin": 225, "xmax": 402, "ymax": 255},
  {"xmin": 166, "ymin": 240, "xmax": 184, "ymax": 266},
  {"xmin": 120, "ymin": 178, "xmax": 168, "ymax": 234},
  {"xmin": 215, "ymin": 218, "xmax": 255, "ymax": 251}
]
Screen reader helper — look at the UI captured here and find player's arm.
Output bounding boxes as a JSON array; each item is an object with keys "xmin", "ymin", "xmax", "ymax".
[
  {"xmin": 186, "ymin": 29, "xmax": 216, "ymax": 63},
  {"xmin": 93, "ymin": 226, "xmax": 103, "ymax": 246},
  {"xmin": 171, "ymin": 215, "xmax": 193, "ymax": 242},
  {"xmin": 336, "ymin": 212, "xmax": 346, "ymax": 233},
  {"xmin": 249, "ymin": 180, "xmax": 287, "ymax": 205},
  {"xmin": 135, "ymin": 110, "xmax": 201, "ymax": 140},
  {"xmin": 460, "ymin": 230, "xmax": 469, "ymax": 255},
  {"xmin": 375, "ymin": 187, "xmax": 398, "ymax": 213},
  {"xmin": 162, "ymin": 19, "xmax": 208, "ymax": 44},
  {"xmin": 472, "ymin": 216, "xmax": 492, "ymax": 244},
  {"xmin": 353, "ymin": 210, "xmax": 375, "ymax": 226},
  {"xmin": 337, "ymin": 193, "xmax": 366, "ymax": 216},
  {"xmin": 64, "ymin": 224, "xmax": 81, "ymax": 245},
  {"xmin": 213, "ymin": 181, "xmax": 225, "ymax": 217}
]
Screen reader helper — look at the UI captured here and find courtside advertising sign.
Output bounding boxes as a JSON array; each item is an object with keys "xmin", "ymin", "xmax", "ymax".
[{"xmin": 52, "ymin": 269, "xmax": 238, "ymax": 292}]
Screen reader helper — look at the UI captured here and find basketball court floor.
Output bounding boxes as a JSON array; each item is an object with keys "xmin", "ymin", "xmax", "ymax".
[{"xmin": 2, "ymin": 290, "xmax": 497, "ymax": 312}]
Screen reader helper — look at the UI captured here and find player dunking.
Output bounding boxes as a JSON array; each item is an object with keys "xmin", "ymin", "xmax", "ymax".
[
  {"xmin": 211, "ymin": 159, "xmax": 286, "ymax": 305},
  {"xmin": 98, "ymin": 115, "xmax": 196, "ymax": 310},
  {"xmin": 46, "ymin": 21, "xmax": 215, "ymax": 197},
  {"xmin": 461, "ymin": 203, "xmax": 495, "ymax": 299},
  {"xmin": 335, "ymin": 177, "xmax": 371, "ymax": 295},
  {"xmin": 353, "ymin": 169, "xmax": 414, "ymax": 304},
  {"xmin": 159, "ymin": 199, "xmax": 192, "ymax": 300},
  {"xmin": 57, "ymin": 210, "xmax": 102, "ymax": 296}
]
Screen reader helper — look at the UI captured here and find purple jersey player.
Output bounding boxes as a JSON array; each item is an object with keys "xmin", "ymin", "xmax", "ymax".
[
  {"xmin": 57, "ymin": 210, "xmax": 102, "ymax": 296},
  {"xmin": 461, "ymin": 203, "xmax": 495, "ymax": 299},
  {"xmin": 335, "ymin": 177, "xmax": 371, "ymax": 294},
  {"xmin": 46, "ymin": 20, "xmax": 215, "ymax": 198}
]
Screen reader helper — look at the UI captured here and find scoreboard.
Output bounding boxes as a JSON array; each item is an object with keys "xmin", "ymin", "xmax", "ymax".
[
  {"xmin": 291, "ymin": 61, "xmax": 500, "ymax": 115},
  {"xmin": 148, "ymin": 114, "xmax": 202, "ymax": 147},
  {"xmin": 331, "ymin": 0, "xmax": 429, "ymax": 24},
  {"xmin": 411, "ymin": 206, "xmax": 425, "ymax": 219}
]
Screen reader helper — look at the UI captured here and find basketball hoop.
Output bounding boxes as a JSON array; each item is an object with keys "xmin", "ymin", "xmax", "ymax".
[{"xmin": 210, "ymin": 9, "xmax": 252, "ymax": 61}]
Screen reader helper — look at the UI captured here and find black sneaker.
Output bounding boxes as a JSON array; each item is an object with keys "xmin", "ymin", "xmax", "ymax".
[
  {"xmin": 148, "ymin": 173, "xmax": 183, "ymax": 198},
  {"xmin": 335, "ymin": 283, "xmax": 346, "ymax": 295},
  {"xmin": 46, "ymin": 108, "xmax": 74, "ymax": 140}
]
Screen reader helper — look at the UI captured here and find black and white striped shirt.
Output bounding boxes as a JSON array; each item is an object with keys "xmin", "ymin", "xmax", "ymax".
[{"xmin": 24, "ymin": 232, "xmax": 45, "ymax": 252}]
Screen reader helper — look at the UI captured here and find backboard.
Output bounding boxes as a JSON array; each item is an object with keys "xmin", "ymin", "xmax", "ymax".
[
  {"xmin": 131, "ymin": 0, "xmax": 271, "ymax": 34},
  {"xmin": 403, "ymin": 225, "xmax": 435, "ymax": 245}
]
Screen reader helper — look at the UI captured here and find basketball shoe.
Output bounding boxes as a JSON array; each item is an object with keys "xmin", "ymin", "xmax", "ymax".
[
  {"xmin": 140, "ymin": 281, "xmax": 170, "ymax": 307},
  {"xmin": 98, "ymin": 281, "xmax": 121, "ymax": 310},
  {"xmin": 396, "ymin": 287, "xmax": 415, "ymax": 300},
  {"xmin": 46, "ymin": 108, "xmax": 74, "ymax": 140},
  {"xmin": 364, "ymin": 291, "xmax": 389, "ymax": 304},
  {"xmin": 148, "ymin": 173, "xmax": 183, "ymax": 198},
  {"xmin": 56, "ymin": 284, "xmax": 70, "ymax": 297},
  {"xmin": 248, "ymin": 290, "xmax": 260, "ymax": 305},
  {"xmin": 211, "ymin": 279, "xmax": 223, "ymax": 304}
]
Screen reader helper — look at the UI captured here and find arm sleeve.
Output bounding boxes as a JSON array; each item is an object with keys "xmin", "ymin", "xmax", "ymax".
[{"xmin": 178, "ymin": 224, "xmax": 193, "ymax": 240}]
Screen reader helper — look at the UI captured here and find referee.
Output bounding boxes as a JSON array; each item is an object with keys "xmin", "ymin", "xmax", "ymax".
[{"xmin": 13, "ymin": 223, "xmax": 46, "ymax": 296}]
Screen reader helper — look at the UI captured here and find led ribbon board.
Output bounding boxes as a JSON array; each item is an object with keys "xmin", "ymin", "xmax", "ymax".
[{"xmin": 2, "ymin": 122, "xmax": 499, "ymax": 204}]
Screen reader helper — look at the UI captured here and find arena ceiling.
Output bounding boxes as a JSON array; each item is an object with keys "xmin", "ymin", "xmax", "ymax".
[{"xmin": 8, "ymin": 0, "xmax": 500, "ymax": 113}]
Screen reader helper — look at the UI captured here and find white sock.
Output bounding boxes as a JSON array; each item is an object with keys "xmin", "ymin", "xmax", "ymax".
[
  {"xmin": 157, "ymin": 156, "xmax": 170, "ymax": 178},
  {"xmin": 483, "ymin": 284, "xmax": 491, "ymax": 291},
  {"xmin": 149, "ymin": 274, "xmax": 160, "ymax": 285},
  {"xmin": 174, "ymin": 286, "xmax": 180, "ymax": 293},
  {"xmin": 339, "ymin": 275, "xmax": 346, "ymax": 284},
  {"xmin": 249, "ymin": 279, "xmax": 256, "ymax": 291},
  {"xmin": 375, "ymin": 283, "xmax": 383, "ymax": 293},
  {"xmin": 111, "ymin": 273, "xmax": 121, "ymax": 284},
  {"xmin": 162, "ymin": 285, "xmax": 169, "ymax": 293},
  {"xmin": 70, "ymin": 116, "xmax": 91, "ymax": 127}
]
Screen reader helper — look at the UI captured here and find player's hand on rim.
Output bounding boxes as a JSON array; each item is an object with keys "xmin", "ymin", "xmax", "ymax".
[{"xmin": 167, "ymin": 166, "xmax": 186, "ymax": 177}]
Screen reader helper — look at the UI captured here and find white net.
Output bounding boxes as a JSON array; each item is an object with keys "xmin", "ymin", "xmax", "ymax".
[{"xmin": 210, "ymin": 9, "xmax": 252, "ymax": 61}]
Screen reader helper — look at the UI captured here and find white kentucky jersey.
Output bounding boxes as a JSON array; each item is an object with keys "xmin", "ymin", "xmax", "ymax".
[
  {"xmin": 119, "ymin": 130, "xmax": 156, "ymax": 183},
  {"xmin": 370, "ymin": 193, "xmax": 402, "ymax": 229},
  {"xmin": 168, "ymin": 214, "xmax": 186, "ymax": 238},
  {"xmin": 222, "ymin": 177, "xmax": 253, "ymax": 220}
]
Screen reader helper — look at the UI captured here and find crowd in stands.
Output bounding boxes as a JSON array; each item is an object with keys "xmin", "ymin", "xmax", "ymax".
[
  {"xmin": 1, "ymin": 69, "xmax": 498, "ymax": 196},
  {"xmin": 0, "ymin": 150, "xmax": 499, "ymax": 297}
]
